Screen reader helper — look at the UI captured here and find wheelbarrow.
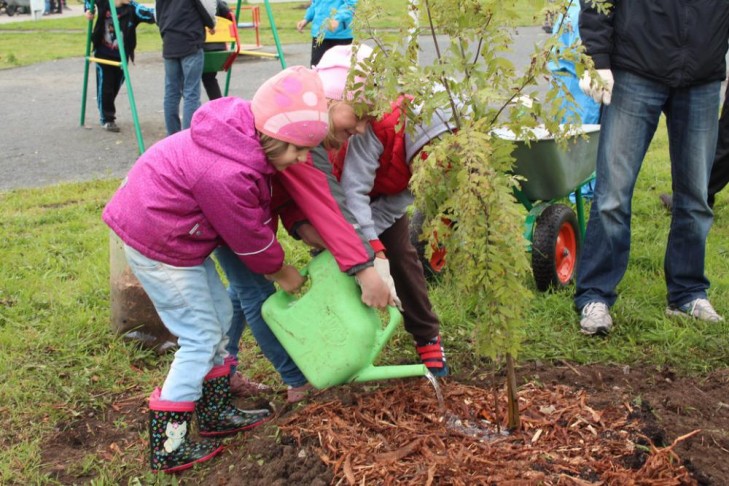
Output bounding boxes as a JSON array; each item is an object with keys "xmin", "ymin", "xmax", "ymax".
[{"xmin": 411, "ymin": 124, "xmax": 600, "ymax": 292}]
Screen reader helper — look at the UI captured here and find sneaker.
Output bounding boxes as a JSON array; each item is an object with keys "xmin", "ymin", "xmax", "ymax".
[
  {"xmin": 102, "ymin": 121, "xmax": 120, "ymax": 132},
  {"xmin": 580, "ymin": 302, "xmax": 613, "ymax": 335},
  {"xmin": 415, "ymin": 335, "xmax": 449, "ymax": 377},
  {"xmin": 287, "ymin": 383, "xmax": 313, "ymax": 403},
  {"xmin": 659, "ymin": 193, "xmax": 673, "ymax": 211},
  {"xmin": 229, "ymin": 371, "xmax": 271, "ymax": 398},
  {"xmin": 666, "ymin": 298, "xmax": 724, "ymax": 322}
]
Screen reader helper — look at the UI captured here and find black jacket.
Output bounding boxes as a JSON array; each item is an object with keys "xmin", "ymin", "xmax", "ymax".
[
  {"xmin": 86, "ymin": 0, "xmax": 155, "ymax": 62},
  {"xmin": 579, "ymin": 0, "xmax": 729, "ymax": 87},
  {"xmin": 156, "ymin": 0, "xmax": 217, "ymax": 59}
]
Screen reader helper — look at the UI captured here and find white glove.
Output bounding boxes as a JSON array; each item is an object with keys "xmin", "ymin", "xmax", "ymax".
[
  {"xmin": 579, "ymin": 69, "xmax": 614, "ymax": 105},
  {"xmin": 373, "ymin": 257, "xmax": 403, "ymax": 311}
]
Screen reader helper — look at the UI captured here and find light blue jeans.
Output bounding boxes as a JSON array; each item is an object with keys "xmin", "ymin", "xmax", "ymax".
[
  {"xmin": 124, "ymin": 245, "xmax": 231, "ymax": 402},
  {"xmin": 163, "ymin": 49, "xmax": 204, "ymax": 135},
  {"xmin": 214, "ymin": 246, "xmax": 308, "ymax": 388},
  {"xmin": 575, "ymin": 69, "xmax": 719, "ymax": 310}
]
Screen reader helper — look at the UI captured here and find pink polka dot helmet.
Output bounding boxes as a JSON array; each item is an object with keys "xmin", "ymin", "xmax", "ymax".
[{"xmin": 251, "ymin": 66, "xmax": 329, "ymax": 148}]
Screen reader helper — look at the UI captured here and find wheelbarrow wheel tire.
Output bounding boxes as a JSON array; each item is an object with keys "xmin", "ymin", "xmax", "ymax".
[
  {"xmin": 6, "ymin": 4, "xmax": 15, "ymax": 15},
  {"xmin": 408, "ymin": 209, "xmax": 442, "ymax": 280},
  {"xmin": 532, "ymin": 204, "xmax": 580, "ymax": 292}
]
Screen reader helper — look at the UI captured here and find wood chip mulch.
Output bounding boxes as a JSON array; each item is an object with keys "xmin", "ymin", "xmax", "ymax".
[{"xmin": 279, "ymin": 379, "xmax": 698, "ymax": 485}]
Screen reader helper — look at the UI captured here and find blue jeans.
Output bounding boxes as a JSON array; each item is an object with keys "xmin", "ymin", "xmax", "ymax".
[
  {"xmin": 163, "ymin": 49, "xmax": 204, "ymax": 135},
  {"xmin": 123, "ymin": 245, "xmax": 232, "ymax": 402},
  {"xmin": 575, "ymin": 70, "xmax": 719, "ymax": 310},
  {"xmin": 214, "ymin": 246, "xmax": 308, "ymax": 388}
]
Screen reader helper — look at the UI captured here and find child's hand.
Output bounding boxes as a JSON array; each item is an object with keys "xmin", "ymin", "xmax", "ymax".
[
  {"xmin": 84, "ymin": 10, "xmax": 94, "ymax": 20},
  {"xmin": 296, "ymin": 223, "xmax": 326, "ymax": 250},
  {"xmin": 373, "ymin": 257, "xmax": 403, "ymax": 310},
  {"xmin": 327, "ymin": 18, "xmax": 339, "ymax": 31},
  {"xmin": 355, "ymin": 266, "xmax": 395, "ymax": 310},
  {"xmin": 266, "ymin": 264, "xmax": 306, "ymax": 293},
  {"xmin": 296, "ymin": 19, "xmax": 307, "ymax": 33}
]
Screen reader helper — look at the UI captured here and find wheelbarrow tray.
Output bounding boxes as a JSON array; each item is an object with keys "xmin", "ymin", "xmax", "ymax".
[
  {"xmin": 7, "ymin": 0, "xmax": 30, "ymax": 7},
  {"xmin": 496, "ymin": 124, "xmax": 600, "ymax": 201}
]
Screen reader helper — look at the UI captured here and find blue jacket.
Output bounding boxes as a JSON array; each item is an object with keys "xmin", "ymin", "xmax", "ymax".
[
  {"xmin": 304, "ymin": 0, "xmax": 357, "ymax": 40},
  {"xmin": 547, "ymin": 3, "xmax": 600, "ymax": 124}
]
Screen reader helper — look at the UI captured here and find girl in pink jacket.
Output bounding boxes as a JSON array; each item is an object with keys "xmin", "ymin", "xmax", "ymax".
[{"xmin": 102, "ymin": 67, "xmax": 330, "ymax": 473}]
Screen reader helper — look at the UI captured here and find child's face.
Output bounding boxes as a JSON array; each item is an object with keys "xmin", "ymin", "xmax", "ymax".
[
  {"xmin": 328, "ymin": 101, "xmax": 369, "ymax": 144},
  {"xmin": 269, "ymin": 144, "xmax": 310, "ymax": 171}
]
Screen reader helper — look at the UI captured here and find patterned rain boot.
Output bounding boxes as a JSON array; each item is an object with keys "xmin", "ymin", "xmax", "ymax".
[
  {"xmin": 197, "ymin": 364, "xmax": 272, "ymax": 437},
  {"xmin": 415, "ymin": 334, "xmax": 450, "ymax": 378},
  {"xmin": 148, "ymin": 388, "xmax": 223, "ymax": 473}
]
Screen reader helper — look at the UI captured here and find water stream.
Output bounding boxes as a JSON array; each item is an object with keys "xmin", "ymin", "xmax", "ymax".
[{"xmin": 424, "ymin": 371, "xmax": 510, "ymax": 442}]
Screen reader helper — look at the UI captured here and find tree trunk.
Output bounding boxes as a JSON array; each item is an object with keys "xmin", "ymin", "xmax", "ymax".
[{"xmin": 505, "ymin": 352, "xmax": 520, "ymax": 430}]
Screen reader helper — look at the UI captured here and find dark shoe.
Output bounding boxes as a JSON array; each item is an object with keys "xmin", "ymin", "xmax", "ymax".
[
  {"xmin": 148, "ymin": 388, "xmax": 223, "ymax": 473},
  {"xmin": 659, "ymin": 193, "xmax": 673, "ymax": 211},
  {"xmin": 102, "ymin": 121, "xmax": 120, "ymax": 132},
  {"xmin": 287, "ymin": 383, "xmax": 314, "ymax": 403},
  {"xmin": 224, "ymin": 355, "xmax": 272, "ymax": 397},
  {"xmin": 197, "ymin": 365, "xmax": 271, "ymax": 437},
  {"xmin": 415, "ymin": 335, "xmax": 449, "ymax": 377},
  {"xmin": 230, "ymin": 371, "xmax": 272, "ymax": 397}
]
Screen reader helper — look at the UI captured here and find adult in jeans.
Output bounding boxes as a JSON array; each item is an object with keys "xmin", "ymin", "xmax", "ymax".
[
  {"xmin": 660, "ymin": 80, "xmax": 729, "ymax": 211},
  {"xmin": 155, "ymin": 0, "xmax": 216, "ymax": 135},
  {"xmin": 575, "ymin": 0, "xmax": 729, "ymax": 335}
]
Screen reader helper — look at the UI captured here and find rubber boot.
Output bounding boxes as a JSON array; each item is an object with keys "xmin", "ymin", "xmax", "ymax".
[
  {"xmin": 148, "ymin": 388, "xmax": 223, "ymax": 473},
  {"xmin": 197, "ymin": 364, "xmax": 271, "ymax": 437}
]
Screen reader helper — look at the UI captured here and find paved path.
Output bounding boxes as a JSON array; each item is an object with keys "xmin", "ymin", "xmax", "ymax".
[{"xmin": 0, "ymin": 26, "xmax": 547, "ymax": 192}]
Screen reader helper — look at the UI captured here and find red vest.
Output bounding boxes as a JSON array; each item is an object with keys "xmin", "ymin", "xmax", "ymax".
[{"xmin": 329, "ymin": 99, "xmax": 412, "ymax": 198}]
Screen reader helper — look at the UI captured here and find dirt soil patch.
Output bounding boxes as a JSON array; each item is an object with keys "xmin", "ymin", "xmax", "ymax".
[{"xmin": 41, "ymin": 363, "xmax": 729, "ymax": 485}]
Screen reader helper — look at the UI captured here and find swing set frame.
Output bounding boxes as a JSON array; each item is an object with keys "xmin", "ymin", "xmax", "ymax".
[{"xmin": 79, "ymin": 0, "xmax": 287, "ymax": 155}]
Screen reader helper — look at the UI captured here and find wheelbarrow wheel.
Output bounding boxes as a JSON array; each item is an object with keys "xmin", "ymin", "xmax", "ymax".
[
  {"xmin": 531, "ymin": 204, "xmax": 580, "ymax": 291},
  {"xmin": 6, "ymin": 4, "xmax": 15, "ymax": 15},
  {"xmin": 409, "ymin": 209, "xmax": 445, "ymax": 280}
]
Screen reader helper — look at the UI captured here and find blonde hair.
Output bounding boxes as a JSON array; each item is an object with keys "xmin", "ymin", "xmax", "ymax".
[
  {"xmin": 322, "ymin": 100, "xmax": 374, "ymax": 151},
  {"xmin": 259, "ymin": 133, "xmax": 295, "ymax": 160}
]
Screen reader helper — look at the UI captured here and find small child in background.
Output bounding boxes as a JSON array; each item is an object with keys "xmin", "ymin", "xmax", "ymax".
[
  {"xmin": 102, "ymin": 66, "xmax": 330, "ymax": 472},
  {"xmin": 296, "ymin": 0, "xmax": 357, "ymax": 67},
  {"xmin": 202, "ymin": 0, "xmax": 232, "ymax": 101},
  {"xmin": 547, "ymin": 1, "xmax": 601, "ymax": 201},
  {"xmin": 547, "ymin": 2, "xmax": 600, "ymax": 125},
  {"xmin": 329, "ymin": 91, "xmax": 454, "ymax": 377},
  {"xmin": 84, "ymin": 0, "xmax": 155, "ymax": 132}
]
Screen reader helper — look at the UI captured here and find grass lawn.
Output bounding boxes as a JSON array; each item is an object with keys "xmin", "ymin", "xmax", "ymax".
[
  {"xmin": 3, "ymin": 121, "xmax": 729, "ymax": 483},
  {"xmin": 0, "ymin": 0, "xmax": 547, "ymax": 69}
]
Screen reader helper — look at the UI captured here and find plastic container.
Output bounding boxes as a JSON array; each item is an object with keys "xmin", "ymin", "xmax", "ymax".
[{"xmin": 262, "ymin": 250, "xmax": 428, "ymax": 389}]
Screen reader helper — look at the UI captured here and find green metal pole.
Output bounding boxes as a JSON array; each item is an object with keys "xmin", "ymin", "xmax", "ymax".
[
  {"xmin": 225, "ymin": 0, "xmax": 244, "ymax": 96},
  {"xmin": 264, "ymin": 0, "xmax": 287, "ymax": 69},
  {"xmin": 80, "ymin": 6, "xmax": 94, "ymax": 127},
  {"xmin": 109, "ymin": 2, "xmax": 145, "ymax": 154}
]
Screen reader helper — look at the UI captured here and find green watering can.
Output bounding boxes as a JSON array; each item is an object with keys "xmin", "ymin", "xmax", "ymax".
[{"xmin": 261, "ymin": 250, "xmax": 428, "ymax": 389}]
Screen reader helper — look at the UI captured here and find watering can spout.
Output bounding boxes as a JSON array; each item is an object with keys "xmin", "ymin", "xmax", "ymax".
[{"xmin": 352, "ymin": 364, "xmax": 429, "ymax": 384}]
